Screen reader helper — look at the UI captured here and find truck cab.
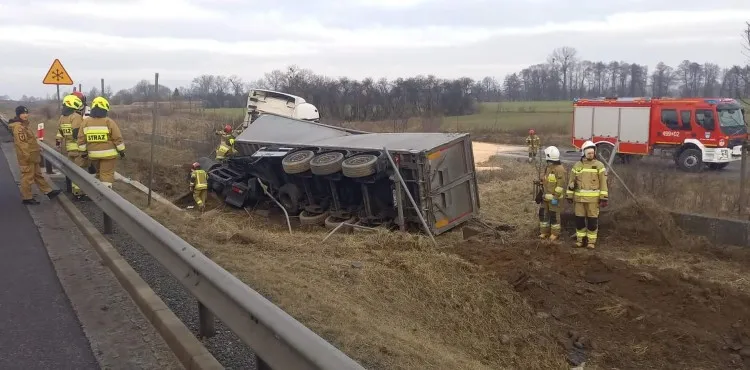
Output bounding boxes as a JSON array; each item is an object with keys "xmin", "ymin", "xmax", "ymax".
[
  {"xmin": 242, "ymin": 89, "xmax": 320, "ymax": 130},
  {"xmin": 572, "ymin": 97, "xmax": 748, "ymax": 172}
]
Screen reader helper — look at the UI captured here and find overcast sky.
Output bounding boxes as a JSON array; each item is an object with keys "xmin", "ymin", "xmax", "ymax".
[{"xmin": 1, "ymin": 0, "xmax": 749, "ymax": 99}]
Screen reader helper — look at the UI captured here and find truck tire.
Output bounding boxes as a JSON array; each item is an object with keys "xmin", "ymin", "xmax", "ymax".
[
  {"xmin": 282, "ymin": 150, "xmax": 315, "ymax": 174},
  {"xmin": 277, "ymin": 183, "xmax": 303, "ymax": 214},
  {"xmin": 707, "ymin": 163, "xmax": 729, "ymax": 170},
  {"xmin": 677, "ymin": 149, "xmax": 703, "ymax": 172},
  {"xmin": 342, "ymin": 154, "xmax": 378, "ymax": 178},
  {"xmin": 299, "ymin": 210, "xmax": 329, "ymax": 226},
  {"xmin": 595, "ymin": 144, "xmax": 614, "ymax": 163},
  {"xmin": 324, "ymin": 215, "xmax": 358, "ymax": 232},
  {"xmin": 310, "ymin": 152, "xmax": 345, "ymax": 176}
]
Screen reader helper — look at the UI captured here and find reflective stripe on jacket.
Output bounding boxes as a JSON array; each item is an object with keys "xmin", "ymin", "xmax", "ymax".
[
  {"xmin": 543, "ymin": 163, "xmax": 567, "ymax": 201},
  {"xmin": 77, "ymin": 116, "xmax": 125, "ymax": 159},
  {"xmin": 190, "ymin": 169, "xmax": 208, "ymax": 190},
  {"xmin": 566, "ymin": 159, "xmax": 608, "ymax": 203},
  {"xmin": 58, "ymin": 113, "xmax": 83, "ymax": 152},
  {"xmin": 526, "ymin": 135, "xmax": 541, "ymax": 148}
]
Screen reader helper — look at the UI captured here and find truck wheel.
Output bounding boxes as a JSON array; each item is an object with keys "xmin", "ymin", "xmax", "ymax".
[
  {"xmin": 707, "ymin": 163, "xmax": 729, "ymax": 170},
  {"xmin": 324, "ymin": 215, "xmax": 358, "ymax": 232},
  {"xmin": 282, "ymin": 150, "xmax": 315, "ymax": 174},
  {"xmin": 299, "ymin": 210, "xmax": 329, "ymax": 226},
  {"xmin": 342, "ymin": 154, "xmax": 378, "ymax": 178},
  {"xmin": 677, "ymin": 149, "xmax": 703, "ymax": 172},
  {"xmin": 310, "ymin": 152, "xmax": 345, "ymax": 176},
  {"xmin": 277, "ymin": 183, "xmax": 303, "ymax": 214}
]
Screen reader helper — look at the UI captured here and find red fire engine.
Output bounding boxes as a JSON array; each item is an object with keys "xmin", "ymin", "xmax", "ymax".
[{"xmin": 572, "ymin": 97, "xmax": 747, "ymax": 171}]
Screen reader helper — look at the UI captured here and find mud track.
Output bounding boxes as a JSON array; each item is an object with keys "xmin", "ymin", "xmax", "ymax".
[{"xmin": 452, "ymin": 242, "xmax": 750, "ymax": 369}]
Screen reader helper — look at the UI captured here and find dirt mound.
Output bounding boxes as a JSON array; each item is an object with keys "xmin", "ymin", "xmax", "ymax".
[
  {"xmin": 451, "ymin": 241, "xmax": 750, "ymax": 369},
  {"xmin": 599, "ymin": 198, "xmax": 682, "ymax": 246}
]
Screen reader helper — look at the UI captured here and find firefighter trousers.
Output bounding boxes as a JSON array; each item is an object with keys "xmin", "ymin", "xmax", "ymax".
[
  {"xmin": 528, "ymin": 147, "xmax": 538, "ymax": 159},
  {"xmin": 19, "ymin": 161, "xmax": 53, "ymax": 200},
  {"xmin": 574, "ymin": 202, "xmax": 600, "ymax": 245},
  {"xmin": 539, "ymin": 199, "xmax": 562, "ymax": 236},
  {"xmin": 69, "ymin": 153, "xmax": 89, "ymax": 196},
  {"xmin": 193, "ymin": 189, "xmax": 207, "ymax": 209},
  {"xmin": 91, "ymin": 158, "xmax": 117, "ymax": 188}
]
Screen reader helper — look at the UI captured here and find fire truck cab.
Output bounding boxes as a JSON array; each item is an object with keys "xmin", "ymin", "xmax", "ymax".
[{"xmin": 572, "ymin": 97, "xmax": 747, "ymax": 172}]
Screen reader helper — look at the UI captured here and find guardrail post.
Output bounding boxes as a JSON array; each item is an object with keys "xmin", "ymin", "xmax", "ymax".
[
  {"xmin": 198, "ymin": 302, "xmax": 216, "ymax": 338},
  {"xmin": 65, "ymin": 176, "xmax": 72, "ymax": 193},
  {"xmin": 103, "ymin": 211, "xmax": 113, "ymax": 234},
  {"xmin": 45, "ymin": 158, "xmax": 54, "ymax": 174}
]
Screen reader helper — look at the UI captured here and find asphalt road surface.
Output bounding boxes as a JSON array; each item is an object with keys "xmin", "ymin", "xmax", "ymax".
[
  {"xmin": 472, "ymin": 141, "xmax": 748, "ymax": 179},
  {"xmin": 0, "ymin": 146, "xmax": 99, "ymax": 369}
]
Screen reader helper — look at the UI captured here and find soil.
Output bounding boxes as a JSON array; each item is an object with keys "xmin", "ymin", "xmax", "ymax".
[{"xmin": 451, "ymin": 240, "xmax": 750, "ymax": 369}]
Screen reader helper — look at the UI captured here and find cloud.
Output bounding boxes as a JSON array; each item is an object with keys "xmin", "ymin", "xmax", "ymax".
[{"xmin": 39, "ymin": 0, "xmax": 225, "ymax": 20}]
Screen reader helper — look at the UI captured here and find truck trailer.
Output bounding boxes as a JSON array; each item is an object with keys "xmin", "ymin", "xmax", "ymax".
[
  {"xmin": 197, "ymin": 114, "xmax": 480, "ymax": 236},
  {"xmin": 572, "ymin": 97, "xmax": 747, "ymax": 171}
]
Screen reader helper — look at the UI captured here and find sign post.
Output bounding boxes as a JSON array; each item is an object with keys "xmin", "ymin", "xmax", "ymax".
[
  {"xmin": 42, "ymin": 59, "xmax": 74, "ymax": 176},
  {"xmin": 43, "ymin": 59, "xmax": 74, "ymax": 113}
]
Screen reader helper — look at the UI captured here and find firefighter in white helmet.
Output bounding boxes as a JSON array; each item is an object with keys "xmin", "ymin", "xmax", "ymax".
[
  {"xmin": 566, "ymin": 140, "xmax": 608, "ymax": 249},
  {"xmin": 538, "ymin": 146, "xmax": 567, "ymax": 241}
]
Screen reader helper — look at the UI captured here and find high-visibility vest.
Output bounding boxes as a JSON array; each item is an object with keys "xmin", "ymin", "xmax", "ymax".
[{"xmin": 191, "ymin": 169, "xmax": 208, "ymax": 190}]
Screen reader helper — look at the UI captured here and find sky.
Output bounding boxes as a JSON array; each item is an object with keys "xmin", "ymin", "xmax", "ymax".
[{"xmin": 1, "ymin": 0, "xmax": 749, "ymax": 99}]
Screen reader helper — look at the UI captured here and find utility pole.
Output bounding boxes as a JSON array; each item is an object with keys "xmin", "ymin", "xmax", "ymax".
[{"xmin": 148, "ymin": 73, "xmax": 159, "ymax": 206}]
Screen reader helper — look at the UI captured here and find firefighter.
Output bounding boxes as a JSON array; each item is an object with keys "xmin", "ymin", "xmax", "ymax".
[
  {"xmin": 215, "ymin": 124, "xmax": 236, "ymax": 161},
  {"xmin": 189, "ymin": 162, "xmax": 208, "ymax": 210},
  {"xmin": 10, "ymin": 106, "xmax": 61, "ymax": 204},
  {"xmin": 77, "ymin": 97, "xmax": 125, "ymax": 189},
  {"xmin": 56, "ymin": 94, "xmax": 88, "ymax": 199},
  {"xmin": 526, "ymin": 129, "xmax": 541, "ymax": 162},
  {"xmin": 566, "ymin": 140, "xmax": 608, "ymax": 249},
  {"xmin": 538, "ymin": 146, "xmax": 567, "ymax": 241}
]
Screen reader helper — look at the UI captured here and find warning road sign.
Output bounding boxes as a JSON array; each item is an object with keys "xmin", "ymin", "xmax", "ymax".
[{"xmin": 43, "ymin": 59, "xmax": 74, "ymax": 85}]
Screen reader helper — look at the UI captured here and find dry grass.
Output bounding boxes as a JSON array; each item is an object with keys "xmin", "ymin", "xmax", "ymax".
[{"xmin": 113, "ymin": 181, "xmax": 565, "ymax": 370}]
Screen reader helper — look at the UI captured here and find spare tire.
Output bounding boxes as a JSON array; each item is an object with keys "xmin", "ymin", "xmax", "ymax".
[
  {"xmin": 310, "ymin": 152, "xmax": 345, "ymax": 176},
  {"xmin": 282, "ymin": 150, "xmax": 315, "ymax": 174},
  {"xmin": 342, "ymin": 154, "xmax": 378, "ymax": 178}
]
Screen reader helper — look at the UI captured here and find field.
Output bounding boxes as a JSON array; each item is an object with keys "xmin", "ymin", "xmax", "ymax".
[{"xmin": 7, "ymin": 100, "xmax": 750, "ymax": 368}]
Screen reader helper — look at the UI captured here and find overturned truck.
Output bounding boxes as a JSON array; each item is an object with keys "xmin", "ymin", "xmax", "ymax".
[{"xmin": 197, "ymin": 114, "xmax": 480, "ymax": 235}]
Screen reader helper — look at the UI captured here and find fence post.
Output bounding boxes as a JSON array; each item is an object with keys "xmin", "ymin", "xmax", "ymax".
[{"xmin": 198, "ymin": 302, "xmax": 216, "ymax": 338}]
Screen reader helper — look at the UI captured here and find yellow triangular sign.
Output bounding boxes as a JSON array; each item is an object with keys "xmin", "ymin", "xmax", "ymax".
[{"xmin": 43, "ymin": 59, "xmax": 74, "ymax": 85}]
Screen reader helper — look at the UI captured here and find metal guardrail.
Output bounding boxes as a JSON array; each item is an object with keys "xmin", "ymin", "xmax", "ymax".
[{"xmin": 35, "ymin": 140, "xmax": 365, "ymax": 370}]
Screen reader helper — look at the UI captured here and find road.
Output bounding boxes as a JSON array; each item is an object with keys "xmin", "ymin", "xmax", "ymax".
[{"xmin": 471, "ymin": 141, "xmax": 747, "ymax": 178}]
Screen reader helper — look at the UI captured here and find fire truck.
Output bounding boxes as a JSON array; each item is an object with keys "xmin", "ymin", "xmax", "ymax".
[{"xmin": 572, "ymin": 97, "xmax": 747, "ymax": 171}]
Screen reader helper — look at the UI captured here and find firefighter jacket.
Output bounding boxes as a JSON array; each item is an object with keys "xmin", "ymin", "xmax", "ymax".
[
  {"xmin": 566, "ymin": 159, "xmax": 608, "ymax": 203},
  {"xmin": 77, "ymin": 117, "xmax": 125, "ymax": 160},
  {"xmin": 190, "ymin": 169, "xmax": 208, "ymax": 190},
  {"xmin": 526, "ymin": 135, "xmax": 541, "ymax": 148},
  {"xmin": 57, "ymin": 113, "xmax": 84, "ymax": 153},
  {"xmin": 12, "ymin": 121, "xmax": 41, "ymax": 165},
  {"xmin": 542, "ymin": 163, "xmax": 567, "ymax": 201},
  {"xmin": 7, "ymin": 117, "xmax": 22, "ymax": 132},
  {"xmin": 215, "ymin": 133, "xmax": 236, "ymax": 159}
]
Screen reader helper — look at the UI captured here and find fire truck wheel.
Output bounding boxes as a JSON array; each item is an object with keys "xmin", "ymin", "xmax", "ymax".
[
  {"xmin": 595, "ymin": 144, "xmax": 614, "ymax": 162},
  {"xmin": 677, "ymin": 148, "xmax": 703, "ymax": 172}
]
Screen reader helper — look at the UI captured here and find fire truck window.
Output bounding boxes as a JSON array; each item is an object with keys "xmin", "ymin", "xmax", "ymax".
[
  {"xmin": 696, "ymin": 109, "xmax": 716, "ymax": 131},
  {"xmin": 661, "ymin": 109, "xmax": 679, "ymax": 129},
  {"xmin": 679, "ymin": 110, "xmax": 692, "ymax": 130}
]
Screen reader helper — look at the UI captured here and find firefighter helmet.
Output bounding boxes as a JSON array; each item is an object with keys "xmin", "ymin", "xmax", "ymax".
[
  {"xmin": 91, "ymin": 96, "xmax": 110, "ymax": 111},
  {"xmin": 192, "ymin": 162, "xmax": 200, "ymax": 169},
  {"xmin": 529, "ymin": 129, "xmax": 535, "ymax": 135},
  {"xmin": 581, "ymin": 140, "xmax": 596, "ymax": 151},
  {"xmin": 544, "ymin": 146, "xmax": 560, "ymax": 161},
  {"xmin": 72, "ymin": 91, "xmax": 85, "ymax": 103},
  {"xmin": 62, "ymin": 94, "xmax": 83, "ymax": 110},
  {"xmin": 224, "ymin": 124, "xmax": 232, "ymax": 133}
]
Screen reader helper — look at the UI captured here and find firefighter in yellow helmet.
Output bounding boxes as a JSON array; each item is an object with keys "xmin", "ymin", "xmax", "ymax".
[
  {"xmin": 56, "ymin": 94, "xmax": 88, "ymax": 199},
  {"xmin": 526, "ymin": 129, "xmax": 541, "ymax": 162},
  {"xmin": 538, "ymin": 146, "xmax": 567, "ymax": 241},
  {"xmin": 566, "ymin": 140, "xmax": 608, "ymax": 249},
  {"xmin": 10, "ymin": 106, "xmax": 61, "ymax": 204},
  {"xmin": 215, "ymin": 124, "xmax": 236, "ymax": 161},
  {"xmin": 189, "ymin": 162, "xmax": 208, "ymax": 210},
  {"xmin": 77, "ymin": 97, "xmax": 125, "ymax": 189}
]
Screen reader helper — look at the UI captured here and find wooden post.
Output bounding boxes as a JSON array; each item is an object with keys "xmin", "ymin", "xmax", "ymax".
[
  {"xmin": 148, "ymin": 73, "xmax": 158, "ymax": 206},
  {"xmin": 739, "ymin": 142, "xmax": 747, "ymax": 216}
]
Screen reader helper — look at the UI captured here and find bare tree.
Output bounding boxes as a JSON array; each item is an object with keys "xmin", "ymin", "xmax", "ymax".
[{"xmin": 549, "ymin": 46, "xmax": 577, "ymax": 99}]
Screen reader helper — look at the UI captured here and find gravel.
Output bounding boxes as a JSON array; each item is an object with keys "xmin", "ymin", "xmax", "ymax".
[{"xmin": 53, "ymin": 179, "xmax": 256, "ymax": 370}]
